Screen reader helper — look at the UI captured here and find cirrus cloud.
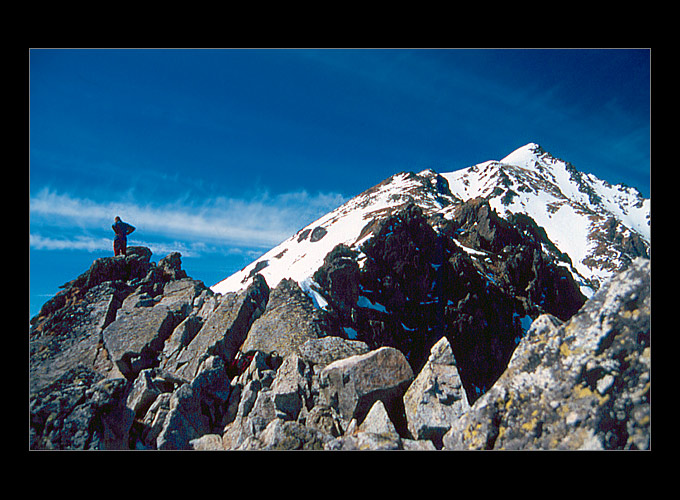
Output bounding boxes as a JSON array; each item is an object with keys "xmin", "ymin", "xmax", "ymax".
[{"xmin": 29, "ymin": 187, "xmax": 347, "ymax": 256}]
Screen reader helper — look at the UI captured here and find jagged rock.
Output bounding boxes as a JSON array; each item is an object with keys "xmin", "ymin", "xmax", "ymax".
[
  {"xmin": 359, "ymin": 399, "xmax": 398, "ymax": 435},
  {"xmin": 304, "ymin": 404, "xmax": 346, "ymax": 437},
  {"xmin": 190, "ymin": 434, "xmax": 225, "ymax": 451},
  {"xmin": 442, "ymin": 258, "xmax": 650, "ymax": 450},
  {"xmin": 245, "ymin": 418, "xmax": 334, "ymax": 451},
  {"xmin": 241, "ymin": 278, "xmax": 331, "ymax": 359},
  {"xmin": 73, "ymin": 246, "xmax": 153, "ymax": 291},
  {"xmin": 126, "ymin": 369, "xmax": 163, "ymax": 417},
  {"xmin": 448, "ymin": 197, "xmax": 522, "ymax": 253},
  {"xmin": 157, "ymin": 278, "xmax": 209, "ymax": 317},
  {"xmin": 29, "ymin": 281, "xmax": 130, "ymax": 393},
  {"xmin": 269, "ymin": 354, "xmax": 311, "ymax": 421},
  {"xmin": 156, "ymin": 355, "xmax": 231, "ymax": 450},
  {"xmin": 222, "ymin": 388, "xmax": 278, "ymax": 450},
  {"xmin": 313, "ymin": 244, "xmax": 360, "ymax": 323},
  {"xmin": 103, "ymin": 302, "xmax": 181, "ymax": 380},
  {"xmin": 138, "ymin": 392, "xmax": 172, "ymax": 448},
  {"xmin": 324, "ymin": 399, "xmax": 403, "ymax": 451},
  {"xmin": 158, "ymin": 252, "xmax": 188, "ymax": 281},
  {"xmin": 403, "ymin": 336, "xmax": 470, "ymax": 448},
  {"xmin": 319, "ymin": 346, "xmax": 414, "ymax": 426},
  {"xmin": 29, "ymin": 248, "xmax": 200, "ymax": 396},
  {"xmin": 161, "ymin": 314, "xmax": 204, "ymax": 364},
  {"xmin": 161, "ymin": 274, "xmax": 269, "ymax": 380},
  {"xmin": 29, "ymin": 367, "xmax": 133, "ymax": 450},
  {"xmin": 298, "ymin": 336, "xmax": 370, "ymax": 368}
]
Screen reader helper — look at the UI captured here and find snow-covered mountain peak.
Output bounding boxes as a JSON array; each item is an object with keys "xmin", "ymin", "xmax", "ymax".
[
  {"xmin": 499, "ymin": 142, "xmax": 546, "ymax": 167},
  {"xmin": 211, "ymin": 169, "xmax": 460, "ymax": 297},
  {"xmin": 212, "ymin": 143, "xmax": 649, "ymax": 301},
  {"xmin": 441, "ymin": 144, "xmax": 649, "ymax": 291}
]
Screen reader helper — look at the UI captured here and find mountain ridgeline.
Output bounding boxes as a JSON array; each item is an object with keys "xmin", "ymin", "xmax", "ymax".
[{"xmin": 29, "ymin": 144, "xmax": 650, "ymax": 450}]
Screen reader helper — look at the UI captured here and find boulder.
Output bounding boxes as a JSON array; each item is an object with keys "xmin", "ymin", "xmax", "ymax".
[
  {"xmin": 324, "ymin": 400, "xmax": 403, "ymax": 451},
  {"xmin": 269, "ymin": 354, "xmax": 311, "ymax": 420},
  {"xmin": 403, "ymin": 336, "xmax": 470, "ymax": 447},
  {"xmin": 156, "ymin": 355, "xmax": 231, "ymax": 450},
  {"xmin": 241, "ymin": 278, "xmax": 330, "ymax": 359},
  {"xmin": 161, "ymin": 274, "xmax": 269, "ymax": 380},
  {"xmin": 102, "ymin": 302, "xmax": 180, "ymax": 379},
  {"xmin": 298, "ymin": 336, "xmax": 370, "ymax": 368},
  {"xmin": 319, "ymin": 346, "xmax": 414, "ymax": 426},
  {"xmin": 443, "ymin": 258, "xmax": 651, "ymax": 450},
  {"xmin": 29, "ymin": 367, "xmax": 133, "ymax": 450},
  {"xmin": 190, "ymin": 434, "xmax": 225, "ymax": 451},
  {"xmin": 359, "ymin": 399, "xmax": 398, "ymax": 435},
  {"xmin": 247, "ymin": 418, "xmax": 334, "ymax": 451}
]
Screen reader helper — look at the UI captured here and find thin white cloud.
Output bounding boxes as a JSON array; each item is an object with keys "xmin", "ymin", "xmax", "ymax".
[
  {"xmin": 29, "ymin": 188, "xmax": 347, "ymax": 256},
  {"xmin": 30, "ymin": 234, "xmax": 111, "ymax": 252}
]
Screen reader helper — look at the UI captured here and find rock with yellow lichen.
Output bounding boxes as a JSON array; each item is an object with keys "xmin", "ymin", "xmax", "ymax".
[{"xmin": 443, "ymin": 258, "xmax": 651, "ymax": 450}]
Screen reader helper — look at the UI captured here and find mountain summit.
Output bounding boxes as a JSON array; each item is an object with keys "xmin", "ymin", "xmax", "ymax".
[
  {"xmin": 442, "ymin": 143, "xmax": 650, "ymax": 292},
  {"xmin": 214, "ymin": 143, "xmax": 650, "ymax": 298}
]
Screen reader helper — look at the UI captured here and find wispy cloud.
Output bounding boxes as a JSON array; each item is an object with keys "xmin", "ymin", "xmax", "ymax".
[{"xmin": 29, "ymin": 188, "xmax": 347, "ymax": 256}]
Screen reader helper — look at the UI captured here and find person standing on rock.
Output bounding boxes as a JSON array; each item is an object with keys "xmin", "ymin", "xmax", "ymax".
[{"xmin": 112, "ymin": 216, "xmax": 136, "ymax": 256}]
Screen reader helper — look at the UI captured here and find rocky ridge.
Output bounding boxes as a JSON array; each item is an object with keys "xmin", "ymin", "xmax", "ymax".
[
  {"xmin": 28, "ymin": 144, "xmax": 650, "ymax": 451},
  {"xmin": 29, "ymin": 241, "xmax": 650, "ymax": 450}
]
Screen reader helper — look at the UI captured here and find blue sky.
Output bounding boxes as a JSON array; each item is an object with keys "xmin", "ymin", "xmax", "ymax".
[{"xmin": 29, "ymin": 48, "xmax": 651, "ymax": 318}]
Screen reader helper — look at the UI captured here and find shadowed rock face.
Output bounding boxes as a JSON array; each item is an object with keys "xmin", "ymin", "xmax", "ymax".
[{"xmin": 311, "ymin": 202, "xmax": 587, "ymax": 403}]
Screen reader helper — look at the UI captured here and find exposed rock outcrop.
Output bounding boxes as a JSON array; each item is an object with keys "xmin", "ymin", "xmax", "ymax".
[
  {"xmin": 240, "ymin": 278, "xmax": 331, "ymax": 359},
  {"xmin": 29, "ymin": 241, "xmax": 650, "ymax": 450},
  {"xmin": 442, "ymin": 258, "xmax": 650, "ymax": 450}
]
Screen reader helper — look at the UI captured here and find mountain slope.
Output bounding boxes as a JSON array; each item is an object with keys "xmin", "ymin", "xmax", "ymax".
[
  {"xmin": 212, "ymin": 169, "xmax": 461, "ymax": 298},
  {"xmin": 29, "ymin": 143, "xmax": 651, "ymax": 450},
  {"xmin": 213, "ymin": 143, "xmax": 650, "ymax": 299},
  {"xmin": 440, "ymin": 143, "xmax": 650, "ymax": 292}
]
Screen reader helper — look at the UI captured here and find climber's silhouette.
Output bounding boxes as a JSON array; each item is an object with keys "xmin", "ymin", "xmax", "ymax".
[{"xmin": 112, "ymin": 216, "xmax": 136, "ymax": 256}]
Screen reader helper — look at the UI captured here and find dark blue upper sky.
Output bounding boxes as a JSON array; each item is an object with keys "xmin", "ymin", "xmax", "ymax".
[{"xmin": 29, "ymin": 48, "xmax": 651, "ymax": 318}]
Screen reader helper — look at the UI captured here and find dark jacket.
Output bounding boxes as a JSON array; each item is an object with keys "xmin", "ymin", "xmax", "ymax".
[{"xmin": 112, "ymin": 220, "xmax": 135, "ymax": 241}]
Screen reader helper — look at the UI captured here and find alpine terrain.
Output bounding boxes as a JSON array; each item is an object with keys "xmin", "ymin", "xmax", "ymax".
[{"xmin": 29, "ymin": 143, "xmax": 651, "ymax": 450}]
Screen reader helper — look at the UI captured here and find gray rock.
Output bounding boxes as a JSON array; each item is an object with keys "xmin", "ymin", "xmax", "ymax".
[
  {"xmin": 402, "ymin": 438, "xmax": 437, "ymax": 450},
  {"xmin": 161, "ymin": 275, "xmax": 269, "ymax": 380},
  {"xmin": 299, "ymin": 336, "xmax": 370, "ymax": 368},
  {"xmin": 222, "ymin": 388, "xmax": 277, "ymax": 450},
  {"xmin": 304, "ymin": 405, "xmax": 346, "ymax": 437},
  {"xmin": 319, "ymin": 346, "xmax": 414, "ymax": 425},
  {"xmin": 255, "ymin": 418, "xmax": 334, "ymax": 450},
  {"xmin": 324, "ymin": 399, "xmax": 404, "ymax": 451},
  {"xmin": 126, "ymin": 369, "xmax": 162, "ymax": 417},
  {"xmin": 241, "ymin": 278, "xmax": 330, "ymax": 359},
  {"xmin": 270, "ymin": 354, "xmax": 310, "ymax": 420},
  {"xmin": 359, "ymin": 399, "xmax": 398, "ymax": 435},
  {"xmin": 190, "ymin": 434, "xmax": 225, "ymax": 451},
  {"xmin": 442, "ymin": 258, "xmax": 651, "ymax": 450},
  {"xmin": 403, "ymin": 336, "xmax": 470, "ymax": 447},
  {"xmin": 29, "ymin": 281, "xmax": 129, "ymax": 393},
  {"xmin": 139, "ymin": 392, "xmax": 172, "ymax": 448},
  {"xmin": 103, "ymin": 302, "xmax": 179, "ymax": 379},
  {"xmin": 29, "ymin": 368, "xmax": 133, "ymax": 450},
  {"xmin": 156, "ymin": 355, "xmax": 231, "ymax": 450}
]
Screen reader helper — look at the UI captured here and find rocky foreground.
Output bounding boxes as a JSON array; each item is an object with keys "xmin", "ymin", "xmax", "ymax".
[{"xmin": 29, "ymin": 244, "xmax": 650, "ymax": 450}]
